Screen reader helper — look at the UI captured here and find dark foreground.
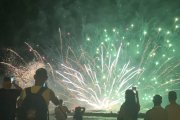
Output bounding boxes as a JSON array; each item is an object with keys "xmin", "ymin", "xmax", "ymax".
[{"xmin": 50, "ymin": 115, "xmax": 144, "ymax": 120}]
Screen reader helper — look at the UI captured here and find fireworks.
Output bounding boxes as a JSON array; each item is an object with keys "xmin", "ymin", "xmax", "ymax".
[
  {"xmin": 53, "ymin": 17, "xmax": 180, "ymax": 111},
  {"xmin": 0, "ymin": 43, "xmax": 45, "ymax": 88},
  {"xmin": 56, "ymin": 44, "xmax": 142, "ymax": 110},
  {"xmin": 1, "ymin": 17, "xmax": 180, "ymax": 112}
]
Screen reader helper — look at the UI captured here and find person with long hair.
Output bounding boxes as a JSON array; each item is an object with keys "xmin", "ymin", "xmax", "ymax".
[{"xmin": 117, "ymin": 89, "xmax": 140, "ymax": 120}]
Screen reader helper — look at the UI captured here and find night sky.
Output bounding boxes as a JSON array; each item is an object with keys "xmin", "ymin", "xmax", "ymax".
[
  {"xmin": 0, "ymin": 0, "xmax": 180, "ymax": 48},
  {"xmin": 1, "ymin": 0, "xmax": 180, "ymax": 111}
]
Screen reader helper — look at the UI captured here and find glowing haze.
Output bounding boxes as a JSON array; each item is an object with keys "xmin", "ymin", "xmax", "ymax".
[{"xmin": 1, "ymin": 17, "xmax": 180, "ymax": 112}]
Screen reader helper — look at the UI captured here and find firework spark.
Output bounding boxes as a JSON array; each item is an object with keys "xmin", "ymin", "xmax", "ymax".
[
  {"xmin": 0, "ymin": 43, "xmax": 45, "ymax": 88},
  {"xmin": 52, "ymin": 17, "xmax": 180, "ymax": 111},
  {"xmin": 55, "ymin": 43, "xmax": 142, "ymax": 110}
]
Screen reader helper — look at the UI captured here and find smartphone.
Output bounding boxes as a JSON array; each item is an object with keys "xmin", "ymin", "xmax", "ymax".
[
  {"xmin": 11, "ymin": 77, "xmax": 15, "ymax": 83},
  {"xmin": 132, "ymin": 87, "xmax": 136, "ymax": 93},
  {"xmin": 43, "ymin": 82, "xmax": 48, "ymax": 88}
]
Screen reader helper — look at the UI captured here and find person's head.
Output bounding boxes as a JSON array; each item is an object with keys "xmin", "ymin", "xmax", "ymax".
[
  {"xmin": 34, "ymin": 68, "xmax": 48, "ymax": 85},
  {"xmin": 2, "ymin": 76, "xmax": 12, "ymax": 89},
  {"xmin": 153, "ymin": 94, "xmax": 162, "ymax": 106},
  {"xmin": 59, "ymin": 99, "xmax": 63, "ymax": 105},
  {"xmin": 125, "ymin": 89, "xmax": 136, "ymax": 103},
  {"xmin": 168, "ymin": 91, "xmax": 177, "ymax": 103},
  {"xmin": 75, "ymin": 106, "xmax": 81, "ymax": 113}
]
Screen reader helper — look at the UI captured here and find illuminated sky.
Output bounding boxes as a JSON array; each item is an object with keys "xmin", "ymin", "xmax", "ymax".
[{"xmin": 0, "ymin": 0, "xmax": 180, "ymax": 112}]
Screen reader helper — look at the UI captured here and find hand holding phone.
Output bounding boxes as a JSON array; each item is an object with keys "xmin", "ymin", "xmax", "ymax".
[{"xmin": 132, "ymin": 87, "xmax": 137, "ymax": 93}]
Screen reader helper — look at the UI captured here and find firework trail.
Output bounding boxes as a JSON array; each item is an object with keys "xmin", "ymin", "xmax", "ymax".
[
  {"xmin": 1, "ymin": 17, "xmax": 180, "ymax": 112},
  {"xmin": 0, "ymin": 43, "xmax": 45, "ymax": 88},
  {"xmin": 56, "ymin": 43, "xmax": 142, "ymax": 110},
  {"xmin": 52, "ymin": 17, "xmax": 180, "ymax": 111}
]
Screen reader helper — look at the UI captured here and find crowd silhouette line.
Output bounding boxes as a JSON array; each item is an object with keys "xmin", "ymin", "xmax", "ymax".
[{"xmin": 0, "ymin": 68, "xmax": 180, "ymax": 120}]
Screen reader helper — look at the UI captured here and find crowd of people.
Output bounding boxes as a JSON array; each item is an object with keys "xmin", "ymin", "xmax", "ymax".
[
  {"xmin": 117, "ymin": 88, "xmax": 180, "ymax": 120},
  {"xmin": 0, "ymin": 68, "xmax": 85, "ymax": 120},
  {"xmin": 0, "ymin": 68, "xmax": 180, "ymax": 120}
]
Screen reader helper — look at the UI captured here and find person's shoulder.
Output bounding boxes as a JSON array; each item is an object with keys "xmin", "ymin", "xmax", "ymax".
[
  {"xmin": 11, "ymin": 89, "xmax": 21, "ymax": 96},
  {"xmin": 63, "ymin": 105, "xmax": 68, "ymax": 109},
  {"xmin": 146, "ymin": 108, "xmax": 154, "ymax": 114},
  {"xmin": 46, "ymin": 87, "xmax": 54, "ymax": 93},
  {"xmin": 165, "ymin": 104, "xmax": 170, "ymax": 109}
]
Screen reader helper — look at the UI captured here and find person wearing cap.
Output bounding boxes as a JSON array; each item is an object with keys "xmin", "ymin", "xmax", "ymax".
[
  {"xmin": 144, "ymin": 94, "xmax": 167, "ymax": 120},
  {"xmin": 165, "ymin": 91, "xmax": 180, "ymax": 120}
]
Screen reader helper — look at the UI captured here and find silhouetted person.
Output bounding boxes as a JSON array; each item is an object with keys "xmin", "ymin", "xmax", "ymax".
[
  {"xmin": 165, "ymin": 91, "xmax": 180, "ymax": 120},
  {"xmin": 0, "ymin": 76, "xmax": 21, "ymax": 120},
  {"xmin": 73, "ymin": 106, "xmax": 85, "ymax": 120},
  {"xmin": 144, "ymin": 94, "xmax": 167, "ymax": 120},
  {"xmin": 17, "ymin": 68, "xmax": 59, "ymax": 120},
  {"xmin": 117, "ymin": 89, "xmax": 140, "ymax": 120},
  {"xmin": 55, "ymin": 99, "xmax": 70, "ymax": 120}
]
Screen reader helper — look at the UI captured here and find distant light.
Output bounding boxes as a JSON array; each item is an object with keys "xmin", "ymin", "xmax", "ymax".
[
  {"xmin": 167, "ymin": 31, "xmax": 170, "ymax": 34},
  {"xmin": 143, "ymin": 31, "xmax": 147, "ymax": 35},
  {"xmin": 104, "ymin": 29, "xmax": 107, "ymax": 32},
  {"xmin": 113, "ymin": 28, "xmax": 116, "ymax": 32},
  {"xmin": 87, "ymin": 37, "xmax": 91, "ymax": 41},
  {"xmin": 158, "ymin": 27, "xmax": 162, "ymax": 32},
  {"xmin": 175, "ymin": 25, "xmax": 179, "ymax": 29},
  {"xmin": 168, "ymin": 44, "xmax": 172, "ymax": 47},
  {"xmin": 131, "ymin": 24, "xmax": 134, "ymax": 27},
  {"xmin": 175, "ymin": 17, "xmax": 179, "ymax": 22}
]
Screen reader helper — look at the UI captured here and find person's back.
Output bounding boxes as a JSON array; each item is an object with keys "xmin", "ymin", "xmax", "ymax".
[
  {"xmin": 17, "ymin": 68, "xmax": 59, "ymax": 120},
  {"xmin": 73, "ymin": 106, "xmax": 85, "ymax": 120},
  {"xmin": 165, "ymin": 91, "xmax": 180, "ymax": 120},
  {"xmin": 117, "ymin": 89, "xmax": 140, "ymax": 120},
  {"xmin": 0, "ymin": 76, "xmax": 21, "ymax": 120},
  {"xmin": 20, "ymin": 85, "xmax": 57, "ymax": 105},
  {"xmin": 145, "ymin": 106, "xmax": 167, "ymax": 120},
  {"xmin": 55, "ymin": 99, "xmax": 70, "ymax": 120},
  {"xmin": 118, "ymin": 103, "xmax": 139, "ymax": 120},
  {"xmin": 144, "ymin": 95, "xmax": 167, "ymax": 120}
]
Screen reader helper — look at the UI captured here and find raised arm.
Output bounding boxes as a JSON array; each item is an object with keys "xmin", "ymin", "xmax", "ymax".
[
  {"xmin": 136, "ymin": 90, "xmax": 140, "ymax": 111},
  {"xmin": 81, "ymin": 107, "xmax": 86, "ymax": 113},
  {"xmin": 49, "ymin": 89, "xmax": 59, "ymax": 106}
]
